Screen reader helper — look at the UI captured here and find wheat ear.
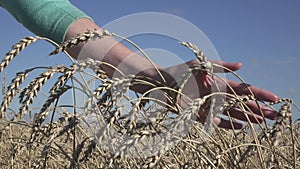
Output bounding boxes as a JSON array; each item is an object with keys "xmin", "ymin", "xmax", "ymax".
[
  {"xmin": 0, "ymin": 71, "xmax": 29, "ymax": 118},
  {"xmin": 0, "ymin": 67, "xmax": 49, "ymax": 119},
  {"xmin": 16, "ymin": 66, "xmax": 66, "ymax": 121},
  {"xmin": 179, "ymin": 42, "xmax": 207, "ymax": 62},
  {"xmin": 49, "ymin": 29, "xmax": 111, "ymax": 55},
  {"xmin": 0, "ymin": 36, "xmax": 37, "ymax": 73},
  {"xmin": 39, "ymin": 85, "xmax": 71, "ymax": 118}
]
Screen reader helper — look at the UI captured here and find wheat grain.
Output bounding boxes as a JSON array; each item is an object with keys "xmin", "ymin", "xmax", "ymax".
[{"xmin": 1, "ymin": 73, "xmax": 6, "ymax": 96}]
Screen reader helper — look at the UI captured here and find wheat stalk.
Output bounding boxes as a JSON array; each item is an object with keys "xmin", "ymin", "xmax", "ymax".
[{"xmin": 79, "ymin": 140, "xmax": 96, "ymax": 162}]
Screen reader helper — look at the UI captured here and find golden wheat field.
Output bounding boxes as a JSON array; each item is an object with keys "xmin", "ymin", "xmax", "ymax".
[{"xmin": 0, "ymin": 30, "xmax": 299, "ymax": 169}]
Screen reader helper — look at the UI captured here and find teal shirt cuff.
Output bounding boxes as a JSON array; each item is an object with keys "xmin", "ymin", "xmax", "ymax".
[{"xmin": 0, "ymin": 0, "xmax": 92, "ymax": 43}]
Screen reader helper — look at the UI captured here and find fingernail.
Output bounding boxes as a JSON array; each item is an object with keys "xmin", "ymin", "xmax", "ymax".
[
  {"xmin": 261, "ymin": 106, "xmax": 278, "ymax": 120},
  {"xmin": 256, "ymin": 116, "xmax": 263, "ymax": 123},
  {"xmin": 271, "ymin": 95, "xmax": 279, "ymax": 102}
]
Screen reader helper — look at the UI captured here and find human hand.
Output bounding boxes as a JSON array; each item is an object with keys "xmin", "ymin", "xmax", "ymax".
[{"xmin": 160, "ymin": 59, "xmax": 279, "ymax": 129}]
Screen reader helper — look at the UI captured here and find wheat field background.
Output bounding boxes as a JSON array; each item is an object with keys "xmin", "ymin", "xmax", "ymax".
[
  {"xmin": 0, "ymin": 30, "xmax": 298, "ymax": 169},
  {"xmin": 1, "ymin": 2, "xmax": 300, "ymax": 168}
]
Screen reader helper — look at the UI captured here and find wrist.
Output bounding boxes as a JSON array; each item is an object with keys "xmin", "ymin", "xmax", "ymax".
[{"xmin": 131, "ymin": 68, "xmax": 176, "ymax": 95}]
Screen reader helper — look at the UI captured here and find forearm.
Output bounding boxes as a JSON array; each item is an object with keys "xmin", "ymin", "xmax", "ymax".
[
  {"xmin": 0, "ymin": 0, "xmax": 168, "ymax": 92},
  {"xmin": 65, "ymin": 18, "xmax": 164, "ymax": 85}
]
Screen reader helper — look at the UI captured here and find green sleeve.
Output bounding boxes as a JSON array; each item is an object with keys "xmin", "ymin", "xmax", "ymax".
[{"xmin": 0, "ymin": 0, "xmax": 92, "ymax": 43}]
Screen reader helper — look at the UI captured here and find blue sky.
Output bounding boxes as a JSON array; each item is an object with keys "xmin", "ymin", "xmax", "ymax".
[{"xmin": 0, "ymin": 1, "xmax": 300, "ymax": 119}]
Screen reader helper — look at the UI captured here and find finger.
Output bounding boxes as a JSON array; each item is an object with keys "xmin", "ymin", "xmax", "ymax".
[
  {"xmin": 226, "ymin": 80, "xmax": 279, "ymax": 102},
  {"xmin": 223, "ymin": 108, "xmax": 264, "ymax": 123},
  {"xmin": 185, "ymin": 60, "xmax": 242, "ymax": 73},
  {"xmin": 211, "ymin": 60, "xmax": 242, "ymax": 73},
  {"xmin": 244, "ymin": 101, "xmax": 278, "ymax": 120},
  {"xmin": 214, "ymin": 118, "xmax": 243, "ymax": 129}
]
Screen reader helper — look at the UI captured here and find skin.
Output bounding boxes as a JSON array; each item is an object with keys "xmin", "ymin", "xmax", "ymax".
[{"xmin": 65, "ymin": 18, "xmax": 279, "ymax": 129}]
